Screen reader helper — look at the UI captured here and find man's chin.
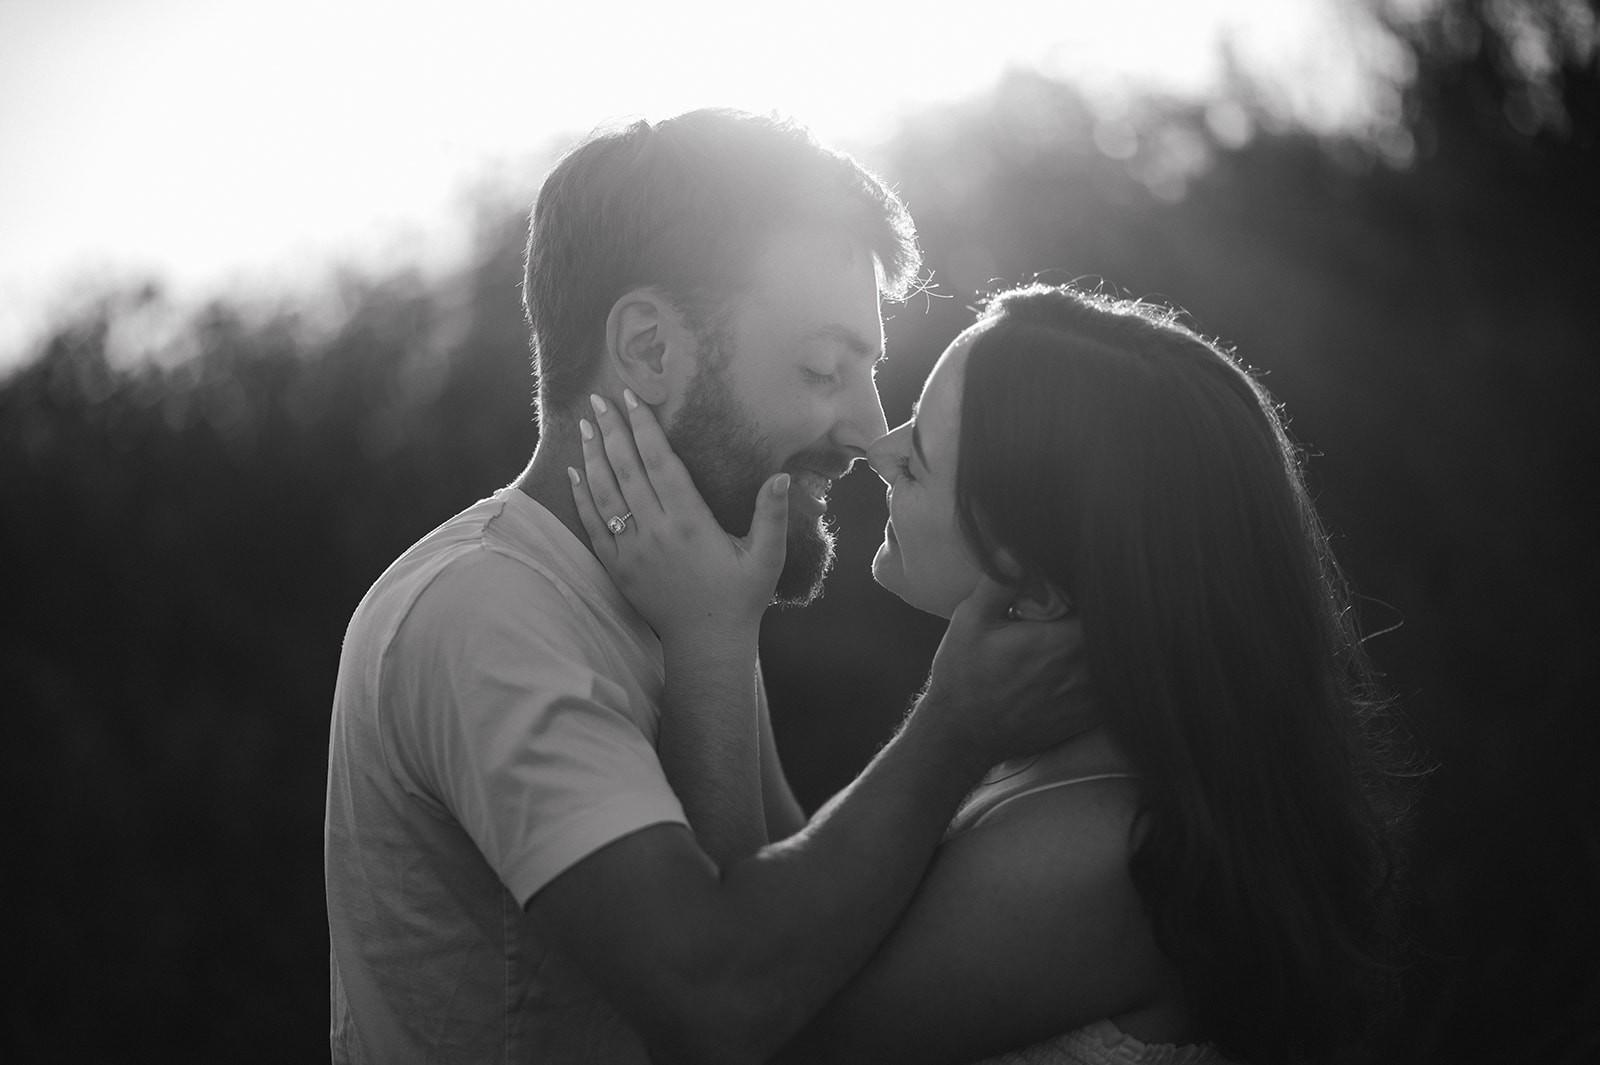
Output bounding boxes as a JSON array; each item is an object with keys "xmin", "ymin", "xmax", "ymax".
[{"xmin": 772, "ymin": 515, "xmax": 836, "ymax": 608}]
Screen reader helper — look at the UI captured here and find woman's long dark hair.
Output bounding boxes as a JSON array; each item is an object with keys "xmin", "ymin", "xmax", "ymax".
[{"xmin": 955, "ymin": 284, "xmax": 1406, "ymax": 1064}]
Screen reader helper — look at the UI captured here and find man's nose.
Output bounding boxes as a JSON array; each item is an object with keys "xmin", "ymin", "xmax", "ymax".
[{"xmin": 835, "ymin": 376, "xmax": 890, "ymax": 461}]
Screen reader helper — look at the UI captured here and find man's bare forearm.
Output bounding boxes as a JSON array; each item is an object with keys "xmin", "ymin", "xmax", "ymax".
[
  {"xmin": 656, "ymin": 692, "xmax": 993, "ymax": 1064},
  {"xmin": 625, "ymin": 583, "xmax": 1086, "ymax": 1064}
]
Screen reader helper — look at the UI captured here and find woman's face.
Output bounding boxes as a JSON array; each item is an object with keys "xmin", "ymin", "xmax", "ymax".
[{"xmin": 867, "ymin": 327, "xmax": 985, "ymax": 618}]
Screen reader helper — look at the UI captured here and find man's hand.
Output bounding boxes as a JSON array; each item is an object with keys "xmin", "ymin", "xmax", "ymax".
[{"xmin": 917, "ymin": 574, "xmax": 1096, "ymax": 768}]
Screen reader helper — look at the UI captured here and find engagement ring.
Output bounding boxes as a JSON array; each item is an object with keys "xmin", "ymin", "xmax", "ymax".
[{"xmin": 606, "ymin": 512, "xmax": 632, "ymax": 535}]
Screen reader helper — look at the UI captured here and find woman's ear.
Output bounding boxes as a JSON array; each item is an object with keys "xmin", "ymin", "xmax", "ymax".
[
  {"xmin": 605, "ymin": 289, "xmax": 690, "ymax": 406},
  {"xmin": 991, "ymin": 549, "xmax": 1076, "ymax": 621},
  {"xmin": 1008, "ymin": 580, "xmax": 1076, "ymax": 621}
]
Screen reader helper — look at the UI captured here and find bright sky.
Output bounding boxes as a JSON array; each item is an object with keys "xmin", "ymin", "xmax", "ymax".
[{"xmin": 0, "ymin": 0, "xmax": 1411, "ymax": 367}]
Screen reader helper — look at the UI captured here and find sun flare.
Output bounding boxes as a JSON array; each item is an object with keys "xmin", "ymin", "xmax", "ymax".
[{"xmin": 0, "ymin": 0, "xmax": 1406, "ymax": 366}]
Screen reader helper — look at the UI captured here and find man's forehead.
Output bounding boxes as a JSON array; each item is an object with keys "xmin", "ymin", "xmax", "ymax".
[
  {"xmin": 801, "ymin": 321, "xmax": 884, "ymax": 360},
  {"xmin": 738, "ymin": 292, "xmax": 885, "ymax": 355},
  {"xmin": 745, "ymin": 229, "xmax": 880, "ymax": 299}
]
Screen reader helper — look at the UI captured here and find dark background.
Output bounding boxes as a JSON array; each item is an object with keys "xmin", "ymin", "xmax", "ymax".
[{"xmin": 3, "ymin": 3, "xmax": 1596, "ymax": 1061}]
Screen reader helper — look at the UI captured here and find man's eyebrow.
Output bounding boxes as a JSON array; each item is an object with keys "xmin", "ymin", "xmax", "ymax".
[{"xmin": 806, "ymin": 323, "xmax": 882, "ymax": 360}]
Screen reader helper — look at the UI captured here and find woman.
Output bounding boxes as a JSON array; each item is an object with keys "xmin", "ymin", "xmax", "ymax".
[{"xmin": 571, "ymin": 282, "xmax": 1403, "ymax": 1064}]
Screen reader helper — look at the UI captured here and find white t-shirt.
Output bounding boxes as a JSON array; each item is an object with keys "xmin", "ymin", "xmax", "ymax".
[{"xmin": 325, "ymin": 487, "xmax": 687, "ymax": 1064}]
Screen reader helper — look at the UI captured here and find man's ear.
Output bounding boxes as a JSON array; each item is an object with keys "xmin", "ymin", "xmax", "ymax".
[{"xmin": 605, "ymin": 288, "xmax": 694, "ymax": 406}]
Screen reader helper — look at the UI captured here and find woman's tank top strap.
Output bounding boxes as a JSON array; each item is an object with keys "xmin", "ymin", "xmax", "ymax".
[
  {"xmin": 950, "ymin": 767, "xmax": 1140, "ymax": 837},
  {"xmin": 966, "ymin": 773, "xmax": 1140, "ymax": 832},
  {"xmin": 973, "ymin": 1020, "xmax": 1240, "ymax": 1065}
]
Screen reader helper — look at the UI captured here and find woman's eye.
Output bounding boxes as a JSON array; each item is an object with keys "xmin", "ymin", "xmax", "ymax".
[{"xmin": 801, "ymin": 367, "xmax": 838, "ymax": 386}]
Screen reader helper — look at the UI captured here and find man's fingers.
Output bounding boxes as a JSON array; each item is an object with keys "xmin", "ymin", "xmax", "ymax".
[{"xmin": 1039, "ymin": 616, "xmax": 1086, "ymax": 654}]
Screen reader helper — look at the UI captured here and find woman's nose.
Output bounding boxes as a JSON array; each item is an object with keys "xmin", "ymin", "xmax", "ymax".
[{"xmin": 865, "ymin": 428, "xmax": 902, "ymax": 486}]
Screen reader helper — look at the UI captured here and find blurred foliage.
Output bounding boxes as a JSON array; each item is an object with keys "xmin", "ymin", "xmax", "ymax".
[{"xmin": 3, "ymin": 2, "xmax": 1597, "ymax": 1061}]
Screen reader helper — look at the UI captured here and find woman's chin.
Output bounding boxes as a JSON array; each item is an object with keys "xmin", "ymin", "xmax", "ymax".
[
  {"xmin": 870, "ymin": 544, "xmax": 899, "ymax": 594},
  {"xmin": 870, "ymin": 545, "xmax": 915, "ymax": 603},
  {"xmin": 872, "ymin": 553, "xmax": 957, "ymax": 619}
]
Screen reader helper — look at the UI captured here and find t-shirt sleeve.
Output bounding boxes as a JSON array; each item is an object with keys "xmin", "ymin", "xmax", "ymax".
[{"xmin": 384, "ymin": 548, "xmax": 686, "ymax": 905}]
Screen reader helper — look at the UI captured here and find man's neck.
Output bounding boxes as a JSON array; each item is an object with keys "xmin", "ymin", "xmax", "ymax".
[{"xmin": 515, "ymin": 418, "xmax": 594, "ymax": 556}]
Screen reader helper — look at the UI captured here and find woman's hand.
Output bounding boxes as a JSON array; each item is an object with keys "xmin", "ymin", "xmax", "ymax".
[
  {"xmin": 569, "ymin": 389, "xmax": 790, "ymax": 645},
  {"xmin": 570, "ymin": 389, "xmax": 785, "ymax": 861}
]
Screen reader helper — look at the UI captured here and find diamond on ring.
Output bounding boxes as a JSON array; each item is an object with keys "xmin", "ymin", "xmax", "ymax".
[{"xmin": 606, "ymin": 513, "xmax": 632, "ymax": 535}]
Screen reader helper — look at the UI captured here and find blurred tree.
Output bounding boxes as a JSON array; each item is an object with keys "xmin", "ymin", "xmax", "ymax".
[{"xmin": 0, "ymin": 268, "xmax": 535, "ymax": 1058}]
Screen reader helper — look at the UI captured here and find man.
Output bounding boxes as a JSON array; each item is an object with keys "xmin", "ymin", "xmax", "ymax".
[{"xmin": 325, "ymin": 109, "xmax": 1083, "ymax": 1064}]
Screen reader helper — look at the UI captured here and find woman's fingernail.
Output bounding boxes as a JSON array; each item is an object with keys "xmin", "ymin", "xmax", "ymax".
[
  {"xmin": 579, "ymin": 418, "xmax": 593, "ymax": 441},
  {"xmin": 590, "ymin": 393, "xmax": 607, "ymax": 414},
  {"xmin": 773, "ymin": 473, "xmax": 791, "ymax": 494},
  {"xmin": 623, "ymin": 388, "xmax": 638, "ymax": 410},
  {"xmin": 567, "ymin": 466, "xmax": 580, "ymax": 486}
]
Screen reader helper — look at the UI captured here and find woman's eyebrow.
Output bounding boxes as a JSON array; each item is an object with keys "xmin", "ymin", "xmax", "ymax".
[{"xmin": 911, "ymin": 419, "xmax": 931, "ymax": 471}]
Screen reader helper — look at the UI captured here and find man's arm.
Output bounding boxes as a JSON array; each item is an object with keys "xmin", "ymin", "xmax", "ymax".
[
  {"xmin": 526, "ymin": 693, "xmax": 990, "ymax": 1065},
  {"xmin": 526, "ymin": 577, "xmax": 1090, "ymax": 1065},
  {"xmin": 555, "ymin": 397, "xmax": 1090, "ymax": 1060},
  {"xmin": 774, "ymin": 778, "xmax": 1164, "ymax": 1065}
]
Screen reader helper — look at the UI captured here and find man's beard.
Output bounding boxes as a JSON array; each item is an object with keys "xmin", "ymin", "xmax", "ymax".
[{"xmin": 665, "ymin": 356, "xmax": 839, "ymax": 608}]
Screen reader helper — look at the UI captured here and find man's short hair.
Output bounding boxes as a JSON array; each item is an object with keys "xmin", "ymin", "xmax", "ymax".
[{"xmin": 522, "ymin": 109, "xmax": 922, "ymax": 420}]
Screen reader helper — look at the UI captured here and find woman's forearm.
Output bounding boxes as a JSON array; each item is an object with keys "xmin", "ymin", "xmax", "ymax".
[{"xmin": 657, "ymin": 630, "xmax": 768, "ymax": 865}]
